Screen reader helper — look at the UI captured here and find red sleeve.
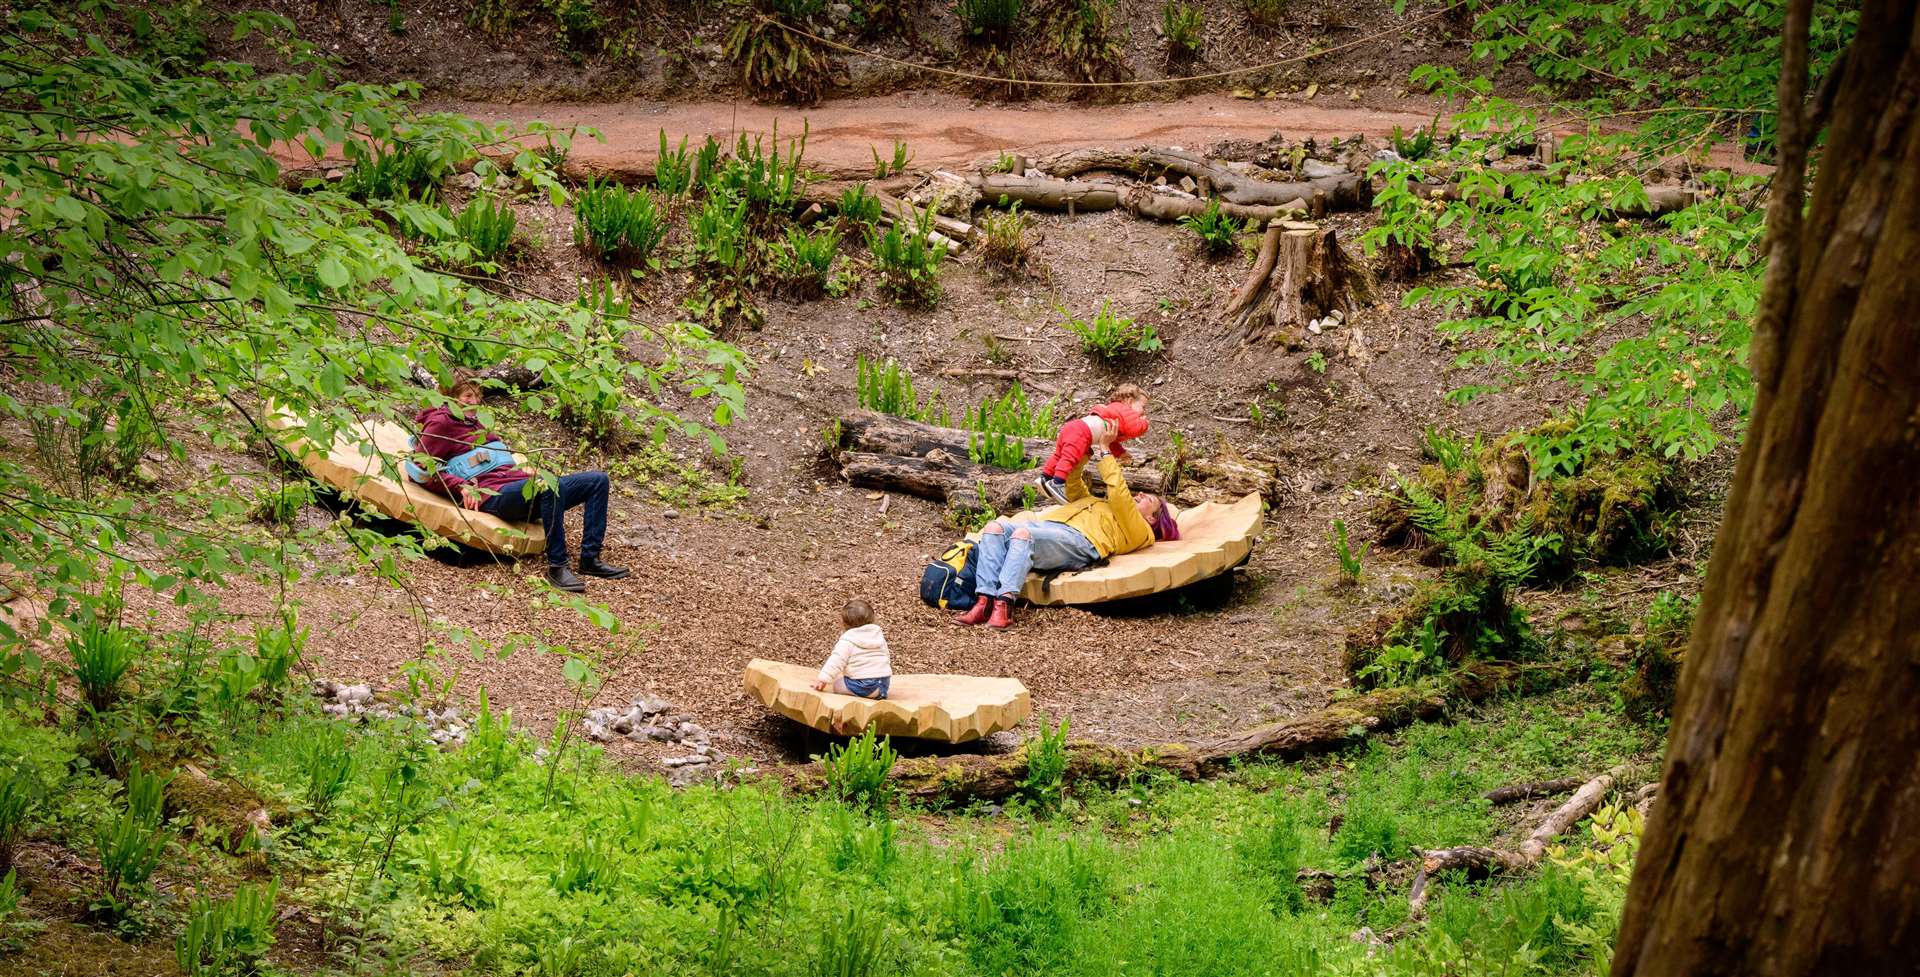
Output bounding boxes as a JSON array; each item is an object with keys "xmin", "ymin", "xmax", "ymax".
[
  {"xmin": 1095, "ymin": 403, "xmax": 1150, "ymax": 443},
  {"xmin": 1109, "ymin": 440, "xmax": 1130, "ymax": 459},
  {"xmin": 417, "ymin": 408, "xmax": 485, "ymax": 461}
]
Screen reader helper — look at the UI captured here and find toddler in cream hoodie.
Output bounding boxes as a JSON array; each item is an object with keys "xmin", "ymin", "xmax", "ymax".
[{"xmin": 811, "ymin": 599, "xmax": 893, "ymax": 699}]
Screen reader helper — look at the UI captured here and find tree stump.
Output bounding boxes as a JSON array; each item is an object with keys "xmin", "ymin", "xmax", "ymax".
[{"xmin": 1223, "ymin": 220, "xmax": 1378, "ymax": 341}]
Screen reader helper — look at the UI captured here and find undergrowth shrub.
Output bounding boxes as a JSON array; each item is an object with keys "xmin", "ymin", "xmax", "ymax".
[
  {"xmin": 867, "ymin": 204, "xmax": 948, "ymax": 307},
  {"xmin": 69, "ymin": 619, "xmax": 141, "ymax": 715},
  {"xmin": 92, "ymin": 765, "xmax": 174, "ymax": 925},
  {"xmin": 572, "ymin": 180, "xmax": 667, "ymax": 265},
  {"xmin": 553, "ymin": 837, "xmax": 615, "ymax": 893},
  {"xmin": 822, "ymin": 726, "xmax": 896, "ymax": 812},
  {"xmin": 871, "ymin": 140, "xmax": 912, "ymax": 179},
  {"xmin": 654, "ymin": 130, "xmax": 696, "ymax": 197},
  {"xmin": 302, "ymin": 734, "xmax": 354, "ymax": 817},
  {"xmin": 1059, "ymin": 300, "xmax": 1163, "ymax": 359},
  {"xmin": 836, "ymin": 182, "xmax": 884, "ymax": 230},
  {"xmin": 1180, "ymin": 197, "xmax": 1244, "ymax": 257},
  {"xmin": 854, "ymin": 356, "xmax": 949, "ymax": 424},
  {"xmin": 249, "ymin": 480, "xmax": 315, "ymax": 526},
  {"xmin": 962, "ymin": 382, "xmax": 1055, "ymax": 469},
  {"xmin": 338, "ymin": 141, "xmax": 446, "ymax": 202},
  {"xmin": 1019, "ymin": 718, "xmax": 1070, "ymax": 811},
  {"xmin": 845, "ymin": 0, "xmax": 908, "ymax": 37},
  {"xmin": 1048, "ymin": 0, "xmax": 1128, "ymax": 82},
  {"xmin": 0, "ymin": 767, "xmax": 31, "ymax": 873},
  {"xmin": 815, "ymin": 904, "xmax": 888, "ymax": 977},
  {"xmin": 1373, "ymin": 421, "xmax": 1678, "ymax": 577},
  {"xmin": 1343, "ymin": 559, "xmax": 1535, "ymax": 688},
  {"xmin": 1329, "ymin": 519, "xmax": 1368, "ymax": 583},
  {"xmin": 979, "ymin": 202, "xmax": 1033, "ymax": 274},
  {"xmin": 448, "ymin": 194, "xmax": 519, "ymax": 268},
  {"xmin": 769, "ymin": 225, "xmax": 839, "ymax": 298},
  {"xmin": 726, "ymin": 0, "xmax": 834, "ymax": 104},
  {"xmin": 1621, "ymin": 592, "xmax": 1694, "ymax": 721},
  {"xmin": 28, "ymin": 395, "xmax": 152, "ymax": 497},
  {"xmin": 177, "ymin": 881, "xmax": 277, "ymax": 977},
  {"xmin": 463, "ymin": 688, "xmax": 521, "ymax": 781},
  {"xmin": 689, "ymin": 192, "xmax": 752, "ymax": 273},
  {"xmin": 958, "ymin": 0, "xmax": 1021, "ymax": 45},
  {"xmin": 715, "ymin": 124, "xmax": 809, "ymax": 217},
  {"xmin": 1161, "ymin": 1, "xmax": 1204, "ymax": 60},
  {"xmin": 965, "ymin": 383, "xmax": 1056, "ymax": 440},
  {"xmin": 1244, "ymin": 0, "xmax": 1285, "ymax": 28}
]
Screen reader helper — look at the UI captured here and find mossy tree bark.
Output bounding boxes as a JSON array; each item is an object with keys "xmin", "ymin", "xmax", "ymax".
[{"xmin": 1611, "ymin": 2, "xmax": 1920, "ymax": 972}]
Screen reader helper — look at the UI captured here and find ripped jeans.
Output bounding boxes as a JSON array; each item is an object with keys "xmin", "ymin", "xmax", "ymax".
[{"xmin": 972, "ymin": 519, "xmax": 1101, "ymax": 600}]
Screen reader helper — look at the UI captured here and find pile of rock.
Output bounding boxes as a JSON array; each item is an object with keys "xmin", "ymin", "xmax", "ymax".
[
  {"xmin": 311, "ymin": 679, "xmax": 469, "ymax": 746},
  {"xmin": 582, "ymin": 696, "xmax": 723, "ymax": 785}
]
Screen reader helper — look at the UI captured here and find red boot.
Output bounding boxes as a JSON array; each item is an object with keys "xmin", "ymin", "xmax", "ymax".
[
  {"xmin": 987, "ymin": 597, "xmax": 1014, "ymax": 629},
  {"xmin": 954, "ymin": 597, "xmax": 993, "ymax": 626}
]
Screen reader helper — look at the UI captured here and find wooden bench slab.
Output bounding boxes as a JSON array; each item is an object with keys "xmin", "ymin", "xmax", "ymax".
[
  {"xmin": 265, "ymin": 405, "xmax": 545, "ymax": 557},
  {"xmin": 743, "ymin": 659, "xmax": 1031, "ymax": 743},
  {"xmin": 978, "ymin": 493, "xmax": 1264, "ymax": 605}
]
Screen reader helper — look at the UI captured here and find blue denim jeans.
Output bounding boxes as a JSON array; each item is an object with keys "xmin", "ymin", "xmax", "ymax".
[
  {"xmin": 480, "ymin": 471, "xmax": 610, "ymax": 568},
  {"xmin": 837, "ymin": 676, "xmax": 891, "ymax": 699},
  {"xmin": 973, "ymin": 519, "xmax": 1101, "ymax": 599}
]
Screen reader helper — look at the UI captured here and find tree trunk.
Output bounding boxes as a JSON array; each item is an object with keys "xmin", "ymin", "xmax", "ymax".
[
  {"xmin": 1612, "ymin": 3, "xmax": 1920, "ymax": 973},
  {"xmin": 1224, "ymin": 221, "xmax": 1378, "ymax": 340}
]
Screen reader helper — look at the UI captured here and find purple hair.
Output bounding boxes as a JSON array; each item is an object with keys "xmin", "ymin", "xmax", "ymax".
[{"xmin": 1149, "ymin": 500, "xmax": 1180, "ymax": 541}]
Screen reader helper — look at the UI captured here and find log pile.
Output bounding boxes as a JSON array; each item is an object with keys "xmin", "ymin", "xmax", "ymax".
[
  {"xmin": 829, "ymin": 411, "xmax": 1167, "ymax": 510},
  {"xmin": 966, "ymin": 144, "xmax": 1372, "ymax": 225},
  {"xmin": 828, "ymin": 411, "xmax": 1283, "ymax": 508}
]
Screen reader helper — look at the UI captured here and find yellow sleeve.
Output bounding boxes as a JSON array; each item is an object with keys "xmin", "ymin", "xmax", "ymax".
[{"xmin": 1098, "ymin": 456, "xmax": 1153, "ymax": 548}]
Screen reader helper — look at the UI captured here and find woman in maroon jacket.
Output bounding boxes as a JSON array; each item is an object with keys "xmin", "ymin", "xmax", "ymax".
[{"xmin": 414, "ymin": 377, "xmax": 628, "ymax": 592}]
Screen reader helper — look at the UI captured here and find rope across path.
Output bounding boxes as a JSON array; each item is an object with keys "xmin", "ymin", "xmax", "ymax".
[{"xmin": 755, "ymin": 1, "xmax": 1471, "ymax": 91}]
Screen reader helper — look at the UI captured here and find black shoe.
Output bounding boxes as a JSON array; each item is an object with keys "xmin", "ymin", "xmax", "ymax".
[
  {"xmin": 545, "ymin": 565, "xmax": 586, "ymax": 592},
  {"xmin": 578, "ymin": 557, "xmax": 630, "ymax": 580}
]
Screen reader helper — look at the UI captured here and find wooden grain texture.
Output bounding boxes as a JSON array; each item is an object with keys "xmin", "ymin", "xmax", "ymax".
[
  {"xmin": 743, "ymin": 659, "xmax": 1031, "ymax": 743},
  {"xmin": 989, "ymin": 493, "xmax": 1265, "ymax": 606},
  {"xmin": 1614, "ymin": 4, "xmax": 1920, "ymax": 972},
  {"xmin": 264, "ymin": 405, "xmax": 544, "ymax": 557}
]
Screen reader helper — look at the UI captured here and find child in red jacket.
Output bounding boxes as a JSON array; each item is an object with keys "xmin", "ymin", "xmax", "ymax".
[{"xmin": 1036, "ymin": 383, "xmax": 1149, "ymax": 505}]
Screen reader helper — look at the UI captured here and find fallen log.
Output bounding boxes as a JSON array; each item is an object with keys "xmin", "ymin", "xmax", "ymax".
[
  {"xmin": 839, "ymin": 450, "xmax": 1167, "ymax": 510},
  {"xmin": 408, "ymin": 361, "xmax": 544, "ymax": 392},
  {"xmin": 782, "ymin": 662, "xmax": 1581, "ymax": 805},
  {"xmin": 833, "ymin": 411, "xmax": 1183, "ymax": 506},
  {"xmin": 1407, "ymin": 765, "xmax": 1627, "ymax": 917},
  {"xmin": 1117, "ymin": 185, "xmax": 1313, "ymax": 223},
  {"xmin": 971, "ymin": 175, "xmax": 1313, "ymax": 223},
  {"xmin": 838, "ymin": 409, "xmax": 1050, "ymax": 464},
  {"xmin": 1484, "ymin": 775, "xmax": 1589, "ymax": 805},
  {"xmin": 1028, "ymin": 146, "xmax": 1371, "ymax": 211},
  {"xmin": 1602, "ymin": 184, "xmax": 1709, "ymax": 220},
  {"xmin": 969, "ymin": 174, "xmax": 1122, "ymax": 213}
]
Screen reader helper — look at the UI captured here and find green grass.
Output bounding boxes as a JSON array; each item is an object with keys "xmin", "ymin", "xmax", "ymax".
[{"xmin": 2, "ymin": 668, "xmax": 1654, "ymax": 976}]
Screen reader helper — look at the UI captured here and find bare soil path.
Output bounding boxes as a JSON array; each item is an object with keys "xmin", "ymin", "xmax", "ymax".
[
  {"xmin": 428, "ymin": 91, "xmax": 1451, "ymax": 176},
  {"xmin": 424, "ymin": 91, "xmax": 1766, "ymax": 177}
]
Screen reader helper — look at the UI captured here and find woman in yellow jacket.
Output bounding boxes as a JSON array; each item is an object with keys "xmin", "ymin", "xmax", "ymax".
[{"xmin": 954, "ymin": 451, "xmax": 1176, "ymax": 629}]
